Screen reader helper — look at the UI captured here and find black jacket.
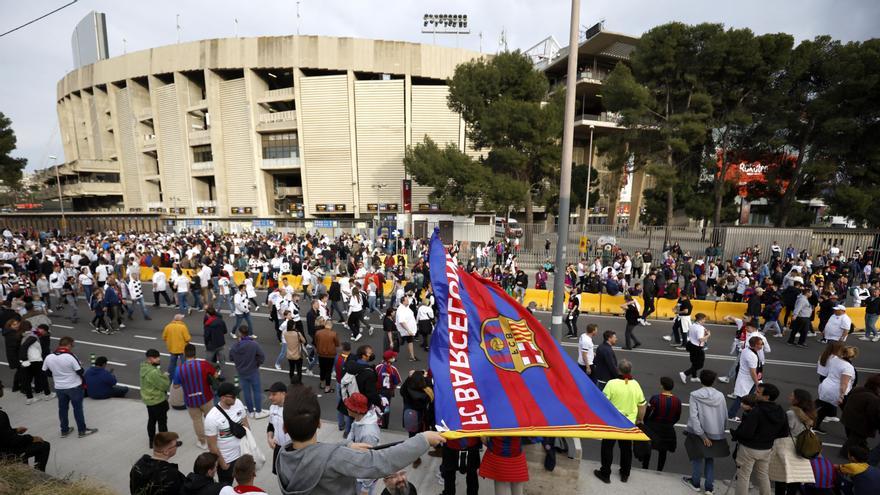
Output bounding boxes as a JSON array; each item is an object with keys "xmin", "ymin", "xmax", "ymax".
[
  {"xmin": 179, "ymin": 472, "xmax": 222, "ymax": 495},
  {"xmin": 338, "ymin": 358, "xmax": 381, "ymax": 411},
  {"xmin": 731, "ymin": 400, "xmax": 789, "ymax": 450},
  {"xmin": 202, "ymin": 315, "xmax": 227, "ymax": 352},
  {"xmin": 3, "ymin": 326, "xmax": 22, "ymax": 369},
  {"xmin": 0, "ymin": 408, "xmax": 34, "ymax": 454},
  {"xmin": 593, "ymin": 342, "xmax": 619, "ymax": 384},
  {"xmin": 746, "ymin": 295, "xmax": 762, "ymax": 317},
  {"xmin": 328, "ymin": 282, "xmax": 342, "ymax": 302},
  {"xmin": 841, "ymin": 387, "xmax": 880, "ymax": 438},
  {"xmin": 129, "ymin": 454, "xmax": 185, "ymax": 495}
]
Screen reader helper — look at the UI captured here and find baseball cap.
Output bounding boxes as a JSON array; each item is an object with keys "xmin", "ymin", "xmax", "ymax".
[
  {"xmin": 216, "ymin": 382, "xmax": 240, "ymax": 398},
  {"xmin": 265, "ymin": 381, "xmax": 287, "ymax": 393},
  {"xmin": 343, "ymin": 392, "xmax": 369, "ymax": 415},
  {"xmin": 145, "ymin": 349, "xmax": 160, "ymax": 358},
  {"xmin": 383, "ymin": 350, "xmax": 398, "ymax": 361},
  {"xmin": 833, "ymin": 304, "xmax": 847, "ymax": 311}
]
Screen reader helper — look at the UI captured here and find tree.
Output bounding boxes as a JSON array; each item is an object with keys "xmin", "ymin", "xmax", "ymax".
[
  {"xmin": 0, "ymin": 112, "xmax": 27, "ymax": 192},
  {"xmin": 446, "ymin": 51, "xmax": 563, "ymax": 226},
  {"xmin": 403, "ymin": 136, "xmax": 525, "ymax": 215},
  {"xmin": 602, "ymin": 23, "xmax": 713, "ymax": 237},
  {"xmin": 697, "ymin": 28, "xmax": 793, "ymax": 235}
]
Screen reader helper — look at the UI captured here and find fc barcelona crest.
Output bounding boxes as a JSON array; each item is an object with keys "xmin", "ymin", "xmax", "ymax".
[{"xmin": 480, "ymin": 316, "xmax": 548, "ymax": 373}]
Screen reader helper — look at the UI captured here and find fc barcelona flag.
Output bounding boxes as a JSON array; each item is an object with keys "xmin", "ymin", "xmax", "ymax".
[{"xmin": 429, "ymin": 231, "xmax": 647, "ymax": 440}]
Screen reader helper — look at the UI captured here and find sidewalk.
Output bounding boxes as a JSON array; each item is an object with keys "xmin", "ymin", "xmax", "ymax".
[{"xmin": 0, "ymin": 393, "xmax": 742, "ymax": 494}]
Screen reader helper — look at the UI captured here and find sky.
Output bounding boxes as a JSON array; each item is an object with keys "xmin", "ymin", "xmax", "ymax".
[{"xmin": 1, "ymin": 0, "xmax": 877, "ymax": 173}]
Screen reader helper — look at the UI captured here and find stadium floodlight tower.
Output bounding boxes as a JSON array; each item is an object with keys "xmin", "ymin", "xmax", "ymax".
[{"xmin": 421, "ymin": 13, "xmax": 470, "ymax": 46}]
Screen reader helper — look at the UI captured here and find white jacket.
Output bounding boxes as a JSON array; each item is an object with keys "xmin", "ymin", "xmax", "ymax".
[{"xmin": 234, "ymin": 292, "xmax": 251, "ymax": 315}]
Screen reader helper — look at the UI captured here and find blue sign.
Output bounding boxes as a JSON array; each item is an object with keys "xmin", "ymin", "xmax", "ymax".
[
  {"xmin": 252, "ymin": 219, "xmax": 276, "ymax": 228},
  {"xmin": 186, "ymin": 219, "xmax": 203, "ymax": 226},
  {"xmin": 315, "ymin": 220, "xmax": 337, "ymax": 229}
]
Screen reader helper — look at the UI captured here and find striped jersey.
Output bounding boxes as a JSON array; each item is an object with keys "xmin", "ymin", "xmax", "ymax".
[
  {"xmin": 647, "ymin": 393, "xmax": 682, "ymax": 424},
  {"xmin": 173, "ymin": 359, "xmax": 216, "ymax": 408}
]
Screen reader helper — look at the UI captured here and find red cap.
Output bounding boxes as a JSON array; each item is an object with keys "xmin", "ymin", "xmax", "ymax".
[
  {"xmin": 383, "ymin": 350, "xmax": 398, "ymax": 361},
  {"xmin": 343, "ymin": 393, "xmax": 369, "ymax": 414}
]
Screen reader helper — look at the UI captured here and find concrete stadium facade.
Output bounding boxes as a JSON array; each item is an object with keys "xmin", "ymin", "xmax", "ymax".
[{"xmin": 45, "ymin": 35, "xmax": 484, "ymax": 220}]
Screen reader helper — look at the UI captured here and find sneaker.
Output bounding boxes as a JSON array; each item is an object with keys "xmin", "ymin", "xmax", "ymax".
[
  {"xmin": 26, "ymin": 398, "xmax": 35, "ymax": 405},
  {"xmin": 252, "ymin": 410, "xmax": 269, "ymax": 420},
  {"xmin": 796, "ymin": 344, "xmax": 808, "ymax": 348},
  {"xmin": 873, "ymin": 336, "xmax": 880, "ymax": 342},
  {"xmin": 681, "ymin": 477, "xmax": 702, "ymax": 492},
  {"xmin": 118, "ymin": 323, "xmax": 126, "ymax": 329},
  {"xmin": 859, "ymin": 336, "xmax": 870, "ymax": 341},
  {"xmin": 808, "ymin": 332, "xmax": 817, "ymax": 337},
  {"xmin": 662, "ymin": 335, "xmax": 672, "ymax": 342},
  {"xmin": 705, "ymin": 491, "xmax": 714, "ymax": 495},
  {"xmin": 196, "ymin": 441, "xmax": 208, "ymax": 450},
  {"xmin": 61, "ymin": 429, "xmax": 73, "ymax": 438},
  {"xmin": 593, "ymin": 470, "xmax": 611, "ymax": 485},
  {"xmin": 43, "ymin": 392, "xmax": 56, "ymax": 400},
  {"xmin": 352, "ymin": 334, "xmax": 362, "ymax": 342},
  {"xmin": 78, "ymin": 428, "xmax": 98, "ymax": 437},
  {"xmin": 814, "ymin": 427, "xmax": 827, "ymax": 435},
  {"xmin": 679, "ymin": 372, "xmax": 688, "ymax": 384},
  {"xmin": 643, "ymin": 320, "xmax": 652, "ymax": 326},
  {"xmin": 690, "ymin": 378, "xmax": 701, "ymax": 383},
  {"xmin": 274, "ymin": 363, "xmax": 282, "ymax": 370},
  {"xmin": 826, "ymin": 416, "xmax": 840, "ymax": 423},
  {"xmin": 727, "ymin": 392, "xmax": 737, "ymax": 399},
  {"xmin": 675, "ymin": 346, "xmax": 686, "ymax": 350},
  {"xmin": 718, "ymin": 377, "xmax": 730, "ymax": 383},
  {"xmin": 729, "ymin": 417, "xmax": 741, "ymax": 423}
]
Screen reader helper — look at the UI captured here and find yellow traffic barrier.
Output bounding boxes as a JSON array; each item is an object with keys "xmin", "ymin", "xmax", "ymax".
[
  {"xmin": 524, "ymin": 289, "xmax": 550, "ymax": 311},
  {"xmin": 690, "ymin": 300, "xmax": 718, "ymax": 323},
  {"xmin": 578, "ymin": 292, "xmax": 601, "ymax": 313},
  {"xmin": 714, "ymin": 302, "xmax": 748, "ymax": 322},
  {"xmin": 600, "ymin": 294, "xmax": 633, "ymax": 316},
  {"xmin": 848, "ymin": 307, "xmax": 866, "ymax": 331},
  {"xmin": 653, "ymin": 298, "xmax": 678, "ymax": 319}
]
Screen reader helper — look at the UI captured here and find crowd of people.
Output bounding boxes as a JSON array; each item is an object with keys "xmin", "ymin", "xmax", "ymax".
[{"xmin": 1, "ymin": 227, "xmax": 879, "ymax": 495}]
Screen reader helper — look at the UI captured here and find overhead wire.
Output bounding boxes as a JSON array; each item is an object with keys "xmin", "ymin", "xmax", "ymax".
[{"xmin": 0, "ymin": 0, "xmax": 79, "ymax": 38}]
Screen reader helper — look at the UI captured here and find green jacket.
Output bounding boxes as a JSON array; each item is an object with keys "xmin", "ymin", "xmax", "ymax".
[{"xmin": 139, "ymin": 361, "xmax": 170, "ymax": 406}]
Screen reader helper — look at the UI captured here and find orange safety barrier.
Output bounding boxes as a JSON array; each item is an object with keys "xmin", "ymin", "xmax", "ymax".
[
  {"xmin": 524, "ymin": 289, "xmax": 551, "ymax": 311},
  {"xmin": 653, "ymin": 297, "xmax": 678, "ymax": 319},
  {"xmin": 714, "ymin": 302, "xmax": 748, "ymax": 322},
  {"xmin": 690, "ymin": 300, "xmax": 718, "ymax": 323}
]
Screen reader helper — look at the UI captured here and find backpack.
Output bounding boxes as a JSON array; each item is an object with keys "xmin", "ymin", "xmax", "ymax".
[
  {"xmin": 793, "ymin": 426, "xmax": 822, "ymax": 459},
  {"xmin": 340, "ymin": 370, "xmax": 361, "ymax": 401}
]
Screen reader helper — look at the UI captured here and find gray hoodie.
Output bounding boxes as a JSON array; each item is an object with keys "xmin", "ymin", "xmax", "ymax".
[
  {"xmin": 276, "ymin": 433, "xmax": 429, "ymax": 495},
  {"xmin": 687, "ymin": 386, "xmax": 728, "ymax": 440}
]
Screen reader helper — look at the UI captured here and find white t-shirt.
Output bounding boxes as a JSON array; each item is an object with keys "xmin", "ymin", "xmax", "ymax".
[
  {"xmin": 151, "ymin": 271, "xmax": 167, "ymax": 292},
  {"xmin": 734, "ymin": 347, "xmax": 761, "ymax": 398},
  {"xmin": 42, "ymin": 352, "xmax": 83, "ymax": 389},
  {"xmin": 578, "ymin": 333, "xmax": 595, "ymax": 367},
  {"xmin": 176, "ymin": 276, "xmax": 190, "ymax": 294},
  {"xmin": 744, "ymin": 331, "xmax": 770, "ymax": 362},
  {"xmin": 687, "ymin": 323, "xmax": 706, "ymax": 347},
  {"xmin": 818, "ymin": 356, "xmax": 855, "ymax": 404},
  {"xmin": 268, "ymin": 403, "xmax": 290, "ymax": 448},
  {"xmin": 395, "ymin": 305, "xmax": 417, "ymax": 337},
  {"xmin": 824, "ymin": 314, "xmax": 852, "ymax": 341},
  {"xmin": 204, "ymin": 399, "xmax": 247, "ymax": 463}
]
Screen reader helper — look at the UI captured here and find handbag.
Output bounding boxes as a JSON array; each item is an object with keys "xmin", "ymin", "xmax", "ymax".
[
  {"xmin": 792, "ymin": 425, "xmax": 822, "ymax": 459},
  {"xmin": 240, "ymin": 427, "xmax": 267, "ymax": 470},
  {"xmin": 214, "ymin": 404, "xmax": 246, "ymax": 439}
]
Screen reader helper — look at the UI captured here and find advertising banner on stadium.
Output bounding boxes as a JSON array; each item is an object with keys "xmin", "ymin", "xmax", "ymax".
[{"xmin": 428, "ymin": 230, "xmax": 647, "ymax": 440}]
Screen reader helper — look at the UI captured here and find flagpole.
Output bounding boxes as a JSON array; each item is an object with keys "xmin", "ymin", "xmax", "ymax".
[{"xmin": 550, "ymin": 0, "xmax": 581, "ymax": 341}]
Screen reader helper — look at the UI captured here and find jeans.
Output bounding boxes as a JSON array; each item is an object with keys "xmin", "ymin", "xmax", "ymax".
[
  {"xmin": 238, "ymin": 372, "xmax": 262, "ymax": 413},
  {"xmin": 763, "ymin": 320, "xmax": 782, "ymax": 337},
  {"xmin": 83, "ymin": 284, "xmax": 93, "ymax": 304},
  {"xmin": 168, "ymin": 353, "xmax": 183, "ymax": 375},
  {"xmin": 66, "ymin": 295, "xmax": 79, "ymax": 321},
  {"xmin": 275, "ymin": 342, "xmax": 286, "ymax": 368},
  {"xmin": 177, "ymin": 292, "xmax": 189, "ymax": 314},
  {"xmin": 129, "ymin": 297, "xmax": 150, "ymax": 318},
  {"xmin": 336, "ymin": 386, "xmax": 352, "ymax": 435},
  {"xmin": 233, "ymin": 313, "xmax": 254, "ymax": 334},
  {"xmin": 691, "ymin": 457, "xmax": 715, "ymax": 492},
  {"xmin": 367, "ymin": 295, "xmax": 377, "ymax": 313},
  {"xmin": 736, "ymin": 445, "xmax": 772, "ymax": 495},
  {"xmin": 207, "ymin": 347, "xmax": 225, "ymax": 373},
  {"xmin": 56, "ymin": 386, "xmax": 86, "ymax": 434},
  {"xmin": 729, "ymin": 385, "xmax": 756, "ymax": 418},
  {"xmin": 193, "ymin": 289, "xmax": 203, "ymax": 310},
  {"xmin": 217, "ymin": 293, "xmax": 234, "ymax": 313},
  {"xmin": 865, "ymin": 313, "xmax": 879, "ymax": 339}
]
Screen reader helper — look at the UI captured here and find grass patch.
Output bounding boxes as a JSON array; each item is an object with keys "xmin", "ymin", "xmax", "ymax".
[{"xmin": 0, "ymin": 461, "xmax": 118, "ymax": 495}]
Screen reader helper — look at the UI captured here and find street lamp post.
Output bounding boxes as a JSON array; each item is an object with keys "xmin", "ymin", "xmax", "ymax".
[
  {"xmin": 582, "ymin": 125, "xmax": 594, "ymax": 237},
  {"xmin": 49, "ymin": 155, "xmax": 66, "ymax": 233},
  {"xmin": 372, "ymin": 183, "xmax": 388, "ymax": 231},
  {"xmin": 550, "ymin": 0, "xmax": 581, "ymax": 342}
]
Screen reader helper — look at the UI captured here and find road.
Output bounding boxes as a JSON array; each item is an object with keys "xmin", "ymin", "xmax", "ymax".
[{"xmin": 2, "ymin": 287, "xmax": 878, "ymax": 482}]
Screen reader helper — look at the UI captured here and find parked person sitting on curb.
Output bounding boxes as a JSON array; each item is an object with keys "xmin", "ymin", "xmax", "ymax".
[
  {"xmin": 84, "ymin": 356, "xmax": 129, "ymax": 399},
  {"xmin": 0, "ymin": 379, "xmax": 51, "ymax": 471}
]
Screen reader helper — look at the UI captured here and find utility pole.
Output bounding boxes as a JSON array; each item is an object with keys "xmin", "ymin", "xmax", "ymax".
[
  {"xmin": 176, "ymin": 14, "xmax": 180, "ymax": 44},
  {"xmin": 550, "ymin": 0, "xmax": 580, "ymax": 342},
  {"xmin": 582, "ymin": 124, "xmax": 594, "ymax": 236}
]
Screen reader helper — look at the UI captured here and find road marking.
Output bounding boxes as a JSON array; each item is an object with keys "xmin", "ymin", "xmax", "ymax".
[
  {"xmin": 190, "ymin": 342, "xmax": 205, "ymax": 347},
  {"xmin": 134, "ymin": 335, "xmax": 157, "ymax": 340},
  {"xmin": 223, "ymin": 361, "xmax": 318, "ymax": 378},
  {"xmin": 49, "ymin": 337, "xmax": 170, "ymax": 357},
  {"xmin": 54, "ymin": 324, "xmax": 74, "ymax": 329},
  {"xmin": 118, "ymin": 382, "xmax": 141, "ymax": 390},
  {"xmin": 560, "ymin": 342, "xmax": 880, "ymax": 373},
  {"xmin": 107, "ymin": 361, "xmax": 127, "ymax": 367},
  {"xmin": 669, "ymin": 423, "xmax": 843, "ymax": 448}
]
